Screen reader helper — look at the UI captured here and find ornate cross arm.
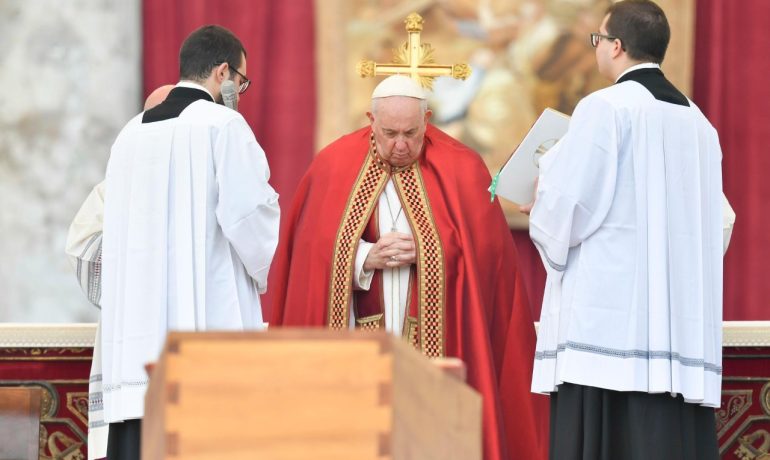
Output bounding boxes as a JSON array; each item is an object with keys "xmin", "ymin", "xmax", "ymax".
[{"xmin": 356, "ymin": 12, "xmax": 472, "ymax": 90}]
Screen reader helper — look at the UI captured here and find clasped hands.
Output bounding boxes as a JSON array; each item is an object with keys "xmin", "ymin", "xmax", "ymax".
[{"xmin": 363, "ymin": 232, "xmax": 416, "ymax": 271}]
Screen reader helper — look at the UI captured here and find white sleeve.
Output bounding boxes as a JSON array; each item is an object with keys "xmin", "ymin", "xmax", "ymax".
[
  {"xmin": 722, "ymin": 194, "xmax": 736, "ymax": 254},
  {"xmin": 65, "ymin": 180, "xmax": 105, "ymax": 306},
  {"xmin": 214, "ymin": 117, "xmax": 281, "ymax": 294},
  {"xmin": 354, "ymin": 240, "xmax": 375, "ymax": 290},
  {"xmin": 529, "ymin": 95, "xmax": 618, "ymax": 273}
]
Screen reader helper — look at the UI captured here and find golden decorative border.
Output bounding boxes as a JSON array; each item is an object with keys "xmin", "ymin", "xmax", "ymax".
[
  {"xmin": 40, "ymin": 425, "xmax": 86, "ymax": 460},
  {"xmin": 356, "ymin": 313, "xmax": 384, "ymax": 331},
  {"xmin": 404, "ymin": 316, "xmax": 419, "ymax": 349},
  {"xmin": 393, "ymin": 165, "xmax": 445, "ymax": 358},
  {"xmin": 718, "ymin": 389, "xmax": 754, "ymax": 438},
  {"xmin": 327, "ymin": 152, "xmax": 389, "ymax": 329},
  {"xmin": 718, "ymin": 381, "xmax": 770, "ymax": 456},
  {"xmin": 65, "ymin": 391, "xmax": 89, "ymax": 427}
]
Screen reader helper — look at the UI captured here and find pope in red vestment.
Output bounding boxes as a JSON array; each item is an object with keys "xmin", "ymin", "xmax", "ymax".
[{"xmin": 270, "ymin": 76, "xmax": 547, "ymax": 460}]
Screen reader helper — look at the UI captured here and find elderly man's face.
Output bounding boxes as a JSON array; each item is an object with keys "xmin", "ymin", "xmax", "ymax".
[{"xmin": 367, "ymin": 96, "xmax": 432, "ymax": 168}]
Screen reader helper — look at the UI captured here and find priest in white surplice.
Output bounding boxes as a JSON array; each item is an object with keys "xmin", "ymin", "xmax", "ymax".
[
  {"xmin": 65, "ymin": 85, "xmax": 174, "ymax": 460},
  {"xmin": 522, "ymin": 2, "xmax": 734, "ymax": 459},
  {"xmin": 100, "ymin": 26, "xmax": 279, "ymax": 459}
]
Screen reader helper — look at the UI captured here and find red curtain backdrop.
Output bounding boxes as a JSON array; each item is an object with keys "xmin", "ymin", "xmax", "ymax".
[
  {"xmin": 693, "ymin": 0, "xmax": 770, "ymax": 320},
  {"xmin": 143, "ymin": 0, "xmax": 316, "ymax": 318}
]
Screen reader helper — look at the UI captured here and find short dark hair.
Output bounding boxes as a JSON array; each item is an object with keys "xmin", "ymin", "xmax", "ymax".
[
  {"xmin": 179, "ymin": 25, "xmax": 246, "ymax": 81},
  {"xmin": 606, "ymin": 0, "xmax": 670, "ymax": 64}
]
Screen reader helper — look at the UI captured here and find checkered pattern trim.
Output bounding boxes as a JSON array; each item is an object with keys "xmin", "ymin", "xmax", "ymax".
[
  {"xmin": 404, "ymin": 316, "xmax": 420, "ymax": 349},
  {"xmin": 327, "ymin": 154, "xmax": 389, "ymax": 329},
  {"xmin": 356, "ymin": 313, "xmax": 385, "ymax": 331},
  {"xmin": 393, "ymin": 166, "xmax": 446, "ymax": 358}
]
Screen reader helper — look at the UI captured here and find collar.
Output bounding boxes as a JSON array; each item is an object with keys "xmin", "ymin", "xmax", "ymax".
[
  {"xmin": 142, "ymin": 84, "xmax": 215, "ymax": 123},
  {"xmin": 176, "ymin": 81, "xmax": 214, "ymax": 100},
  {"xmin": 615, "ymin": 63, "xmax": 661, "ymax": 83}
]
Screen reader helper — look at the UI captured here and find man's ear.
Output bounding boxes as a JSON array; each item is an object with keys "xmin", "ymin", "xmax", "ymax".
[
  {"xmin": 214, "ymin": 62, "xmax": 229, "ymax": 83},
  {"xmin": 366, "ymin": 111, "xmax": 375, "ymax": 124},
  {"xmin": 424, "ymin": 109, "xmax": 432, "ymax": 124},
  {"xmin": 611, "ymin": 39, "xmax": 624, "ymax": 59}
]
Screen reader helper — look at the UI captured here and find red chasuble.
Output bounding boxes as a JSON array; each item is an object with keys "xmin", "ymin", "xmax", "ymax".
[{"xmin": 270, "ymin": 124, "xmax": 547, "ymax": 460}]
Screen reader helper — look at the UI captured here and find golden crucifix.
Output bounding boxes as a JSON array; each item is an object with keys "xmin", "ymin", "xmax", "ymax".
[{"xmin": 356, "ymin": 12, "xmax": 471, "ymax": 90}]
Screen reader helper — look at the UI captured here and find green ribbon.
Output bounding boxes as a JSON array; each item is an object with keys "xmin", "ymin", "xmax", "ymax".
[{"xmin": 488, "ymin": 171, "xmax": 501, "ymax": 203}]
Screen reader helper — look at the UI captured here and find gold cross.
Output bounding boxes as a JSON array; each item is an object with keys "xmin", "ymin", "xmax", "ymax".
[{"xmin": 356, "ymin": 12, "xmax": 471, "ymax": 90}]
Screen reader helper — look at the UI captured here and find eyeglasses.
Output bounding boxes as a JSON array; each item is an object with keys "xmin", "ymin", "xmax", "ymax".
[
  {"xmin": 217, "ymin": 62, "xmax": 251, "ymax": 94},
  {"xmin": 590, "ymin": 32, "xmax": 622, "ymax": 48},
  {"xmin": 229, "ymin": 66, "xmax": 251, "ymax": 94}
]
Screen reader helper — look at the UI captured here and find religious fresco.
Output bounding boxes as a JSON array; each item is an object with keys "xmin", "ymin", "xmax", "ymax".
[{"xmin": 316, "ymin": 0, "xmax": 694, "ymax": 227}]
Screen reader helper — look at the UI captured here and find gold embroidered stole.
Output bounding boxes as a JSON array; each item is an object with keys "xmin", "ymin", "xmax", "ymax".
[
  {"xmin": 327, "ymin": 153, "xmax": 388, "ymax": 330},
  {"xmin": 327, "ymin": 150, "xmax": 446, "ymax": 358},
  {"xmin": 392, "ymin": 166, "xmax": 446, "ymax": 358}
]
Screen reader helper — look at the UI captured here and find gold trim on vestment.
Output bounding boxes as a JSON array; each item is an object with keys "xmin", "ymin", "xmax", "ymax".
[
  {"xmin": 327, "ymin": 153, "xmax": 389, "ymax": 329},
  {"xmin": 404, "ymin": 316, "xmax": 419, "ymax": 348},
  {"xmin": 393, "ymin": 164, "xmax": 446, "ymax": 358},
  {"xmin": 328, "ymin": 145, "xmax": 446, "ymax": 358},
  {"xmin": 356, "ymin": 314, "xmax": 385, "ymax": 331}
]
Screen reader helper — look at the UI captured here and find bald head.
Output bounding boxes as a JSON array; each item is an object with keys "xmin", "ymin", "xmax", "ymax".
[{"xmin": 144, "ymin": 85, "xmax": 175, "ymax": 110}]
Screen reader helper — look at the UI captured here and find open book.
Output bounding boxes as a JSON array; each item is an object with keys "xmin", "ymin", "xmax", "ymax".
[{"xmin": 489, "ymin": 108, "xmax": 570, "ymax": 205}]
